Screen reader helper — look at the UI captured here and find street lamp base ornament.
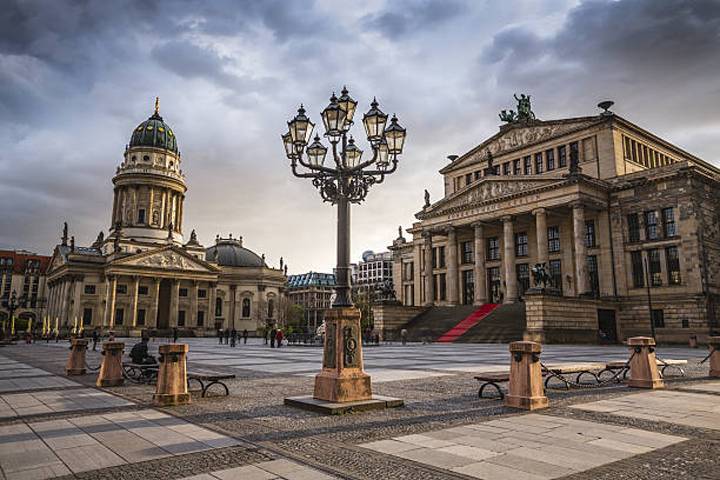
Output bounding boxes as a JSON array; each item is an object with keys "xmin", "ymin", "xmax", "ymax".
[{"xmin": 313, "ymin": 307, "xmax": 372, "ymax": 402}]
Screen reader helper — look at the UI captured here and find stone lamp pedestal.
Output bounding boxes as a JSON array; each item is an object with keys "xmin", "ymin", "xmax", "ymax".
[
  {"xmin": 65, "ymin": 338, "xmax": 88, "ymax": 376},
  {"xmin": 97, "ymin": 342, "xmax": 125, "ymax": 387},
  {"xmin": 314, "ymin": 307, "xmax": 372, "ymax": 402},
  {"xmin": 505, "ymin": 341, "xmax": 548, "ymax": 411},
  {"xmin": 285, "ymin": 307, "xmax": 403, "ymax": 414},
  {"xmin": 627, "ymin": 336, "xmax": 664, "ymax": 389},
  {"xmin": 708, "ymin": 336, "xmax": 720, "ymax": 377},
  {"xmin": 153, "ymin": 343, "xmax": 190, "ymax": 407}
]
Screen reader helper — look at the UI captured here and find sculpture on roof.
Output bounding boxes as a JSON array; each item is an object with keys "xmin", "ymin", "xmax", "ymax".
[
  {"xmin": 499, "ymin": 93, "xmax": 536, "ymax": 123},
  {"xmin": 398, "ymin": 225, "xmax": 404, "ymax": 239},
  {"xmin": 424, "ymin": 189, "xmax": 430, "ymax": 208},
  {"xmin": 189, "ymin": 229, "xmax": 198, "ymax": 243},
  {"xmin": 61, "ymin": 222, "xmax": 68, "ymax": 246}
]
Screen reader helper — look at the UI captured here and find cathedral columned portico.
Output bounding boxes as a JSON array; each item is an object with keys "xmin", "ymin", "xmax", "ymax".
[{"xmin": 390, "ymin": 96, "xmax": 720, "ymax": 343}]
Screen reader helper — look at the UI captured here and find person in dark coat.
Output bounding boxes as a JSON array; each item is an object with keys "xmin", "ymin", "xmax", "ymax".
[
  {"xmin": 270, "ymin": 327, "xmax": 277, "ymax": 348},
  {"xmin": 230, "ymin": 328, "xmax": 237, "ymax": 347},
  {"xmin": 218, "ymin": 329, "xmax": 223, "ymax": 345},
  {"xmin": 224, "ymin": 329, "xmax": 230, "ymax": 345},
  {"xmin": 242, "ymin": 329, "xmax": 248, "ymax": 344},
  {"xmin": 91, "ymin": 329, "xmax": 99, "ymax": 351},
  {"xmin": 172, "ymin": 327, "xmax": 179, "ymax": 343},
  {"xmin": 130, "ymin": 337, "xmax": 156, "ymax": 365}
]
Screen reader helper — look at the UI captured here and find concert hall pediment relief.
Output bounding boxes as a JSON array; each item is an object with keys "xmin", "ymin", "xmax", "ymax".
[{"xmin": 420, "ymin": 177, "xmax": 562, "ymax": 218}]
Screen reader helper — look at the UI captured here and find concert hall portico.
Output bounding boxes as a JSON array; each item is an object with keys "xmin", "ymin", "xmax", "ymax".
[{"xmin": 398, "ymin": 174, "xmax": 609, "ymax": 307}]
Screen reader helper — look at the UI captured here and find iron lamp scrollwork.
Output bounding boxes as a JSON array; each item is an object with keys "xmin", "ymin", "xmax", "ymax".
[{"xmin": 282, "ymin": 87, "xmax": 407, "ymax": 307}]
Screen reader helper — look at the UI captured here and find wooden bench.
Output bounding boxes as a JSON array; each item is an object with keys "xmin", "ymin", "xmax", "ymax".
[
  {"xmin": 602, "ymin": 358, "xmax": 687, "ymax": 379},
  {"xmin": 474, "ymin": 373, "xmax": 509, "ymax": 399},
  {"xmin": 542, "ymin": 363, "xmax": 606, "ymax": 388},
  {"xmin": 475, "ymin": 363, "xmax": 607, "ymax": 398},
  {"xmin": 123, "ymin": 362, "xmax": 159, "ymax": 384},
  {"xmin": 187, "ymin": 370, "xmax": 236, "ymax": 397}
]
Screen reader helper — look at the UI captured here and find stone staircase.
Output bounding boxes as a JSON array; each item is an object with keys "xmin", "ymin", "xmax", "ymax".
[
  {"xmin": 455, "ymin": 302, "xmax": 526, "ymax": 343},
  {"xmin": 401, "ymin": 303, "xmax": 526, "ymax": 343}
]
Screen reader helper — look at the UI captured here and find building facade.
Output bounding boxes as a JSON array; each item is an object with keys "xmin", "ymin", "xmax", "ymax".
[
  {"xmin": 0, "ymin": 250, "xmax": 51, "ymax": 326},
  {"xmin": 287, "ymin": 272, "xmax": 336, "ymax": 332},
  {"xmin": 45, "ymin": 101, "xmax": 286, "ymax": 336},
  {"xmin": 390, "ymin": 98, "xmax": 720, "ymax": 343},
  {"xmin": 355, "ymin": 250, "xmax": 394, "ymax": 291}
]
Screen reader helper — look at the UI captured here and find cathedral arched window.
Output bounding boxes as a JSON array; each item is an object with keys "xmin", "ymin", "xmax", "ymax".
[
  {"xmin": 242, "ymin": 298, "xmax": 251, "ymax": 318},
  {"xmin": 215, "ymin": 297, "xmax": 222, "ymax": 317},
  {"xmin": 267, "ymin": 299, "xmax": 275, "ymax": 318}
]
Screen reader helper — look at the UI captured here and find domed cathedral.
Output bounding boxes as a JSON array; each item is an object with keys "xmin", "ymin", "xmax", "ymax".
[{"xmin": 45, "ymin": 99, "xmax": 287, "ymax": 337}]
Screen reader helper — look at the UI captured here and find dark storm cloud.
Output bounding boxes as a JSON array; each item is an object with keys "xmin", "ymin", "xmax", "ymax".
[
  {"xmin": 362, "ymin": 0, "xmax": 467, "ymax": 39},
  {"xmin": 481, "ymin": 0, "xmax": 720, "ymax": 100}
]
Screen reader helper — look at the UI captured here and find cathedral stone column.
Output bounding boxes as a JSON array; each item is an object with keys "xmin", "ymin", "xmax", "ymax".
[
  {"xmin": 502, "ymin": 216, "xmax": 518, "ymax": 303},
  {"xmin": 171, "ymin": 280, "xmax": 180, "ymax": 327},
  {"xmin": 473, "ymin": 223, "xmax": 487, "ymax": 305},
  {"xmin": 412, "ymin": 242, "xmax": 422, "ymax": 306},
  {"xmin": 131, "ymin": 276, "xmax": 140, "ymax": 328},
  {"xmin": 72, "ymin": 276, "xmax": 83, "ymax": 326},
  {"xmin": 150, "ymin": 279, "xmax": 160, "ymax": 328},
  {"xmin": 60, "ymin": 279, "xmax": 70, "ymax": 325},
  {"xmin": 533, "ymin": 208, "xmax": 548, "ymax": 267},
  {"xmin": 446, "ymin": 226, "xmax": 459, "ymax": 305},
  {"xmin": 190, "ymin": 281, "xmax": 198, "ymax": 327},
  {"xmin": 229, "ymin": 285, "xmax": 237, "ymax": 330},
  {"xmin": 572, "ymin": 203, "xmax": 589, "ymax": 296},
  {"xmin": 108, "ymin": 276, "xmax": 117, "ymax": 328},
  {"xmin": 208, "ymin": 283, "xmax": 217, "ymax": 329},
  {"xmin": 422, "ymin": 231, "xmax": 434, "ymax": 306}
]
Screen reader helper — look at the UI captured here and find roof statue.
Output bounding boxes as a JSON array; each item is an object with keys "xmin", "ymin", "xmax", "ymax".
[
  {"xmin": 92, "ymin": 231, "xmax": 104, "ymax": 248},
  {"xmin": 280, "ymin": 257, "xmax": 284, "ymax": 270},
  {"xmin": 483, "ymin": 149, "xmax": 496, "ymax": 176},
  {"xmin": 166, "ymin": 223, "xmax": 173, "ymax": 240},
  {"xmin": 284, "ymin": 265, "xmax": 288, "ymax": 276},
  {"xmin": 398, "ymin": 225, "xmax": 404, "ymax": 239},
  {"xmin": 424, "ymin": 189, "xmax": 431, "ymax": 208},
  {"xmin": 61, "ymin": 222, "xmax": 68, "ymax": 246},
  {"xmin": 499, "ymin": 93, "xmax": 536, "ymax": 123},
  {"xmin": 70, "ymin": 236, "xmax": 75, "ymax": 252}
]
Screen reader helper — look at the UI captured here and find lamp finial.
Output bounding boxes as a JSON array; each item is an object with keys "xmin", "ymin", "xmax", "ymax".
[{"xmin": 154, "ymin": 96, "xmax": 160, "ymax": 115}]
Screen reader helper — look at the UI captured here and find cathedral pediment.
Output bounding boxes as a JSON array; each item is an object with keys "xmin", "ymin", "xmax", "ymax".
[
  {"xmin": 110, "ymin": 246, "xmax": 218, "ymax": 273},
  {"xmin": 419, "ymin": 177, "xmax": 563, "ymax": 219},
  {"xmin": 441, "ymin": 117, "xmax": 602, "ymax": 174}
]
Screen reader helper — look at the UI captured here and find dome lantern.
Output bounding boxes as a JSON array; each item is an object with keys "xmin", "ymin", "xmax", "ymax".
[{"xmin": 128, "ymin": 97, "xmax": 179, "ymax": 153}]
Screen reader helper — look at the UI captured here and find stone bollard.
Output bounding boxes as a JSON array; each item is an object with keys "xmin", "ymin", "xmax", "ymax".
[
  {"xmin": 505, "ymin": 341, "xmax": 548, "ymax": 411},
  {"xmin": 627, "ymin": 336, "xmax": 664, "ymax": 389},
  {"xmin": 65, "ymin": 338, "xmax": 88, "ymax": 375},
  {"xmin": 708, "ymin": 336, "xmax": 720, "ymax": 378},
  {"xmin": 97, "ymin": 342, "xmax": 125, "ymax": 387},
  {"xmin": 153, "ymin": 343, "xmax": 190, "ymax": 406}
]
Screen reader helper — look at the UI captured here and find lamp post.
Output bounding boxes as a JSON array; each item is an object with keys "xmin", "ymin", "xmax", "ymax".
[
  {"xmin": 282, "ymin": 87, "xmax": 406, "ymax": 406},
  {"xmin": 1, "ymin": 290, "xmax": 20, "ymax": 339}
]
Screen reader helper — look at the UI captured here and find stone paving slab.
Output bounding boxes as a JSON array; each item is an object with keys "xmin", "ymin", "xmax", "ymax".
[
  {"xmin": 0, "ymin": 409, "xmax": 241, "ymax": 479},
  {"xmin": 361, "ymin": 413, "xmax": 686, "ymax": 479},
  {"xmin": 570, "ymin": 386, "xmax": 720, "ymax": 430},
  {"xmin": 0, "ymin": 388, "xmax": 133, "ymax": 420},
  {"xmin": 178, "ymin": 459, "xmax": 339, "ymax": 480}
]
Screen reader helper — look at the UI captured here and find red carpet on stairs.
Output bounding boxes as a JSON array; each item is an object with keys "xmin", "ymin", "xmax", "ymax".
[{"xmin": 436, "ymin": 304, "xmax": 500, "ymax": 343}]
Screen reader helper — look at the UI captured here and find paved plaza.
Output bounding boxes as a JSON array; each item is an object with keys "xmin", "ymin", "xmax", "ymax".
[{"xmin": 0, "ymin": 339, "xmax": 717, "ymax": 479}]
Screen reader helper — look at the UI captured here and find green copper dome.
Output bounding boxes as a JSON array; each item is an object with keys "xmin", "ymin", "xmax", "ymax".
[{"xmin": 129, "ymin": 99, "xmax": 178, "ymax": 153}]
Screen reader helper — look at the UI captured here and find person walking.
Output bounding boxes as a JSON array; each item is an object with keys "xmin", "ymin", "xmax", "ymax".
[
  {"xmin": 264, "ymin": 328, "xmax": 269, "ymax": 345},
  {"xmin": 172, "ymin": 327, "xmax": 179, "ymax": 343},
  {"xmin": 218, "ymin": 328, "xmax": 223, "ymax": 345},
  {"xmin": 276, "ymin": 329, "xmax": 283, "ymax": 348},
  {"xmin": 242, "ymin": 329, "xmax": 248, "ymax": 345},
  {"xmin": 224, "ymin": 329, "xmax": 230, "ymax": 345},
  {"xmin": 400, "ymin": 328, "xmax": 408, "ymax": 346},
  {"xmin": 91, "ymin": 329, "xmax": 99, "ymax": 351},
  {"xmin": 270, "ymin": 327, "xmax": 277, "ymax": 348},
  {"xmin": 230, "ymin": 328, "xmax": 237, "ymax": 348}
]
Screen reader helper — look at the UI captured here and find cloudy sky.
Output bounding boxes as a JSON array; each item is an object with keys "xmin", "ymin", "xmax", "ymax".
[{"xmin": 1, "ymin": 0, "xmax": 719, "ymax": 273}]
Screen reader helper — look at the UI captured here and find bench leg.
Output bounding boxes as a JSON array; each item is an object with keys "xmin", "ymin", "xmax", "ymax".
[
  {"xmin": 479, "ymin": 382, "xmax": 504, "ymax": 399},
  {"xmin": 188, "ymin": 378, "xmax": 205, "ymax": 394},
  {"xmin": 202, "ymin": 381, "xmax": 229, "ymax": 397}
]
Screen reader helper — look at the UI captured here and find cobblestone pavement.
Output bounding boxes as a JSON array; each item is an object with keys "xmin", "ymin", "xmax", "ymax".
[{"xmin": 0, "ymin": 339, "xmax": 716, "ymax": 479}]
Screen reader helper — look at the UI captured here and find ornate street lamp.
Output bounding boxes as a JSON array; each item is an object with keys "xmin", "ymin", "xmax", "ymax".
[
  {"xmin": 282, "ymin": 87, "xmax": 406, "ymax": 409},
  {"xmin": 1, "ymin": 290, "xmax": 19, "ymax": 339}
]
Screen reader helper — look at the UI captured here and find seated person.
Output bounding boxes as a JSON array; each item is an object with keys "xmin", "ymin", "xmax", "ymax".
[{"xmin": 129, "ymin": 337, "xmax": 156, "ymax": 365}]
